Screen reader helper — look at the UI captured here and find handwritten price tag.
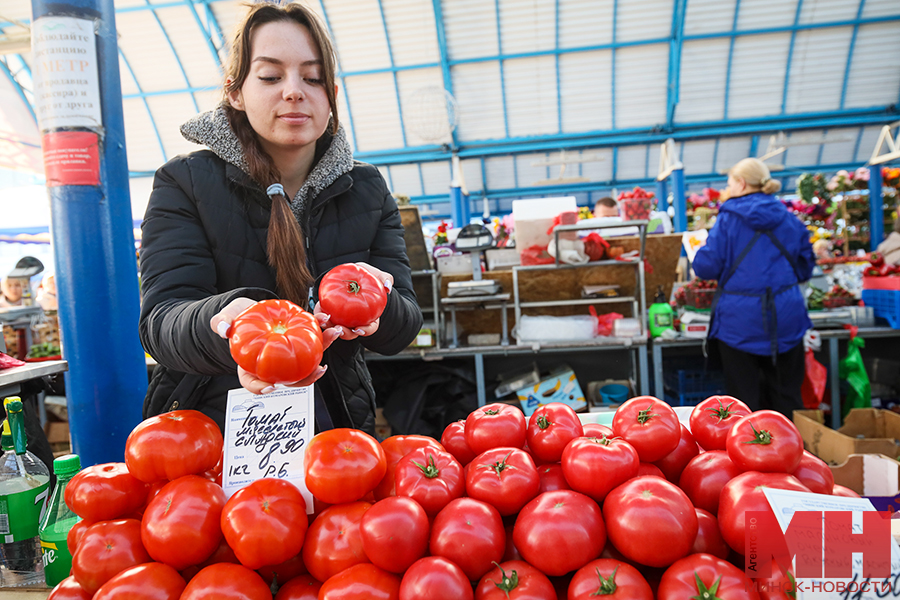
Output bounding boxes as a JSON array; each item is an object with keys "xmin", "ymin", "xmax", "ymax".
[{"xmin": 222, "ymin": 386, "xmax": 315, "ymax": 513}]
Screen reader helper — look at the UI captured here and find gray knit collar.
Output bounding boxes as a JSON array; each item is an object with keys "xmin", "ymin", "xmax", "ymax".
[{"xmin": 180, "ymin": 104, "xmax": 354, "ymax": 217}]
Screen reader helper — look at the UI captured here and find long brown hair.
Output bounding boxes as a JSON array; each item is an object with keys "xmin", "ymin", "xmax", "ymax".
[{"xmin": 222, "ymin": 3, "xmax": 340, "ymax": 306}]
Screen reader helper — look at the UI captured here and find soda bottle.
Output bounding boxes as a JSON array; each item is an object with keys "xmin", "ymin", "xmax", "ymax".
[
  {"xmin": 0, "ymin": 398, "xmax": 51, "ymax": 587},
  {"xmin": 39, "ymin": 454, "xmax": 81, "ymax": 587}
]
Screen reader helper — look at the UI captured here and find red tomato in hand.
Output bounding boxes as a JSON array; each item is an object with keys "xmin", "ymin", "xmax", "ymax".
[
  {"xmin": 658, "ymin": 553, "xmax": 760, "ymax": 600},
  {"xmin": 65, "ymin": 463, "xmax": 148, "ymax": 521},
  {"xmin": 440, "ymin": 420, "xmax": 476, "ymax": 466},
  {"xmin": 374, "ymin": 435, "xmax": 445, "ymax": 500},
  {"xmin": 525, "ymin": 403, "xmax": 584, "ymax": 463},
  {"xmin": 465, "ymin": 403, "xmax": 527, "ymax": 455},
  {"xmin": 653, "ymin": 424, "xmax": 699, "ymax": 483},
  {"xmin": 394, "ymin": 447, "xmax": 465, "ymax": 517},
  {"xmin": 475, "ymin": 561, "xmax": 555, "ymax": 600},
  {"xmin": 689, "ymin": 395, "xmax": 752, "ymax": 451},
  {"xmin": 611, "ymin": 396, "xmax": 680, "ymax": 462},
  {"xmin": 71, "ymin": 519, "xmax": 151, "ymax": 594},
  {"xmin": 302, "ymin": 501, "xmax": 371, "ymax": 582},
  {"xmin": 93, "ymin": 563, "xmax": 186, "ymax": 600},
  {"xmin": 513, "ymin": 490, "xmax": 605, "ymax": 576},
  {"xmin": 465, "ymin": 447, "xmax": 540, "ymax": 516},
  {"xmin": 319, "ymin": 563, "xmax": 401, "ymax": 600},
  {"xmin": 604, "ymin": 476, "xmax": 698, "ymax": 568},
  {"xmin": 305, "ymin": 428, "xmax": 387, "ymax": 504},
  {"xmin": 180, "ymin": 563, "xmax": 272, "ymax": 600},
  {"xmin": 360, "ymin": 496, "xmax": 429, "ymax": 573},
  {"xmin": 561, "ymin": 436, "xmax": 639, "ymax": 503},
  {"xmin": 430, "ymin": 497, "xmax": 505, "ymax": 581},
  {"xmin": 568, "ymin": 559, "xmax": 653, "ymax": 600},
  {"xmin": 228, "ymin": 298, "xmax": 324, "ymax": 384},
  {"xmin": 47, "ymin": 576, "xmax": 92, "ymax": 600},
  {"xmin": 124, "ymin": 409, "xmax": 224, "ymax": 483},
  {"xmin": 678, "ymin": 450, "xmax": 742, "ymax": 515},
  {"xmin": 275, "ymin": 574, "xmax": 322, "ymax": 600},
  {"xmin": 400, "ymin": 557, "xmax": 474, "ymax": 600},
  {"xmin": 319, "ymin": 263, "xmax": 388, "ymax": 329},
  {"xmin": 790, "ymin": 450, "xmax": 834, "ymax": 495},
  {"xmin": 718, "ymin": 471, "xmax": 810, "ymax": 554},
  {"xmin": 221, "ymin": 478, "xmax": 309, "ymax": 570},
  {"xmin": 141, "ymin": 474, "xmax": 226, "ymax": 570},
  {"xmin": 726, "ymin": 411, "xmax": 803, "ymax": 473},
  {"xmin": 691, "ymin": 508, "xmax": 730, "ymax": 559}
]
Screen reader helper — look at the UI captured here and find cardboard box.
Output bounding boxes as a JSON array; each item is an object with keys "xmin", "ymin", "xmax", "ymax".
[
  {"xmin": 516, "ymin": 368, "xmax": 586, "ymax": 417},
  {"xmin": 793, "ymin": 409, "xmax": 900, "ymax": 465}
]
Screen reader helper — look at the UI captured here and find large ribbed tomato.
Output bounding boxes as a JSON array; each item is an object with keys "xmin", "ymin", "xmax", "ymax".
[
  {"xmin": 124, "ymin": 409, "xmax": 223, "ymax": 483},
  {"xmin": 318, "ymin": 263, "xmax": 388, "ymax": 329},
  {"xmin": 228, "ymin": 299, "xmax": 324, "ymax": 384}
]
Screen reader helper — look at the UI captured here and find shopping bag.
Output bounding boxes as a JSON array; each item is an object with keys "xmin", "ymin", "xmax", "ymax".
[
  {"xmin": 800, "ymin": 349, "xmax": 827, "ymax": 409},
  {"xmin": 838, "ymin": 335, "xmax": 871, "ymax": 417}
]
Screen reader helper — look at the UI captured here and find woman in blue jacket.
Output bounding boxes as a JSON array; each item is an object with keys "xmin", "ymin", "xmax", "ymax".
[{"xmin": 693, "ymin": 158, "xmax": 815, "ymax": 414}]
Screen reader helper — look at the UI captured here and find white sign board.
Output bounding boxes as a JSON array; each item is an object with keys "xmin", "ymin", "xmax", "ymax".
[
  {"xmin": 31, "ymin": 16, "xmax": 102, "ymax": 130},
  {"xmin": 764, "ymin": 488, "xmax": 900, "ymax": 600},
  {"xmin": 222, "ymin": 386, "xmax": 315, "ymax": 513}
]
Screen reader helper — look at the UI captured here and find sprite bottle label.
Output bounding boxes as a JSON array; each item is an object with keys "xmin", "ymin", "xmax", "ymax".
[
  {"xmin": 41, "ymin": 525, "xmax": 75, "ymax": 587},
  {"xmin": 0, "ymin": 480, "xmax": 50, "ymax": 543}
]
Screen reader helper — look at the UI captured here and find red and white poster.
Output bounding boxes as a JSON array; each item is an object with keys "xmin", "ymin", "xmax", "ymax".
[{"xmin": 41, "ymin": 131, "xmax": 100, "ymax": 186}]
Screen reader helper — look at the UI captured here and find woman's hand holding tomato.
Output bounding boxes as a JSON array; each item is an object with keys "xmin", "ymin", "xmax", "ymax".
[{"xmin": 317, "ymin": 262, "xmax": 390, "ymax": 335}]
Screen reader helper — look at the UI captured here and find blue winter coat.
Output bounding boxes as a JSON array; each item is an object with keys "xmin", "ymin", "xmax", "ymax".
[{"xmin": 693, "ymin": 192, "xmax": 815, "ymax": 356}]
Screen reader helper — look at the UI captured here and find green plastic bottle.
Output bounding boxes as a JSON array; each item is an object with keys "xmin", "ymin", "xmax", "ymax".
[
  {"xmin": 0, "ymin": 398, "xmax": 51, "ymax": 587},
  {"xmin": 39, "ymin": 454, "xmax": 81, "ymax": 587},
  {"xmin": 648, "ymin": 285, "xmax": 675, "ymax": 338}
]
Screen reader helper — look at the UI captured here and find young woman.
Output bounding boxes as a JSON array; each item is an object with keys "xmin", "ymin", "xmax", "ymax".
[
  {"xmin": 693, "ymin": 158, "xmax": 815, "ymax": 414},
  {"xmin": 139, "ymin": 3, "xmax": 422, "ymax": 434}
]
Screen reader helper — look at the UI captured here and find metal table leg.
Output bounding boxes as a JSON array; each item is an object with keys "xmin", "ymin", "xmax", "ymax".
[
  {"xmin": 474, "ymin": 353, "xmax": 486, "ymax": 407},
  {"xmin": 449, "ymin": 306, "xmax": 458, "ymax": 349},
  {"xmin": 638, "ymin": 344, "xmax": 650, "ymax": 396},
  {"xmin": 829, "ymin": 337, "xmax": 841, "ymax": 430},
  {"xmin": 652, "ymin": 341, "xmax": 664, "ymax": 400},
  {"xmin": 500, "ymin": 302, "xmax": 509, "ymax": 346}
]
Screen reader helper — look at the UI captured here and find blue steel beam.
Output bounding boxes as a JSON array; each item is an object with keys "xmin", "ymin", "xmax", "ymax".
[
  {"xmin": 666, "ymin": 0, "xmax": 687, "ymax": 128},
  {"xmin": 611, "ymin": 0, "xmax": 618, "ymax": 128},
  {"xmin": 781, "ymin": 0, "xmax": 804, "ymax": 115},
  {"xmin": 375, "ymin": 0, "xmax": 407, "ymax": 147},
  {"xmin": 316, "ymin": 0, "xmax": 360, "ymax": 151},
  {"xmin": 430, "ymin": 0, "xmax": 460, "ymax": 149},
  {"xmin": 142, "ymin": 0, "xmax": 200, "ymax": 113},
  {"xmin": 493, "ymin": 0, "xmax": 510, "ymax": 138},
  {"xmin": 839, "ymin": 0, "xmax": 867, "ymax": 110},
  {"xmin": 122, "ymin": 86, "xmax": 220, "ymax": 99},
  {"xmin": 118, "ymin": 49, "xmax": 168, "ymax": 163},
  {"xmin": 0, "ymin": 58, "xmax": 36, "ymax": 125},
  {"xmin": 684, "ymin": 13, "xmax": 899, "ymax": 40},
  {"xmin": 184, "ymin": 0, "xmax": 224, "ymax": 72},
  {"xmin": 554, "ymin": 0, "xmax": 561, "ymax": 133},
  {"xmin": 722, "ymin": 0, "xmax": 741, "ymax": 119}
]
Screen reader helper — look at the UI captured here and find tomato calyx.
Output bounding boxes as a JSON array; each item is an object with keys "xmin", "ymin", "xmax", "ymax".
[
  {"xmin": 705, "ymin": 400, "xmax": 738, "ymax": 423},
  {"xmin": 412, "ymin": 454, "xmax": 442, "ymax": 479},
  {"xmin": 487, "ymin": 563, "xmax": 520, "ymax": 599},
  {"xmin": 483, "ymin": 409, "xmax": 500, "ymax": 416},
  {"xmin": 636, "ymin": 404, "xmax": 659, "ymax": 424},
  {"xmin": 536, "ymin": 414, "xmax": 552, "ymax": 430},
  {"xmin": 691, "ymin": 573, "xmax": 724, "ymax": 600},
  {"xmin": 482, "ymin": 451, "xmax": 514, "ymax": 476},
  {"xmin": 787, "ymin": 571, "xmax": 797, "ymax": 599},
  {"xmin": 592, "ymin": 565, "xmax": 619, "ymax": 595},
  {"xmin": 342, "ymin": 280, "xmax": 362, "ymax": 295},
  {"xmin": 742, "ymin": 421, "xmax": 773, "ymax": 446}
]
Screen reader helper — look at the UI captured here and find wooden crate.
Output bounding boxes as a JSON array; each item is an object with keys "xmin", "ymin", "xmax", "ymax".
[{"xmin": 399, "ymin": 206, "xmax": 432, "ymax": 272}]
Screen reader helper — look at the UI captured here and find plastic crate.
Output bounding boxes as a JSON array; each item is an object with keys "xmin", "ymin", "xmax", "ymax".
[
  {"xmin": 861, "ymin": 289, "xmax": 900, "ymax": 328},
  {"xmin": 663, "ymin": 368, "xmax": 727, "ymax": 406},
  {"xmin": 863, "ymin": 276, "xmax": 900, "ymax": 291}
]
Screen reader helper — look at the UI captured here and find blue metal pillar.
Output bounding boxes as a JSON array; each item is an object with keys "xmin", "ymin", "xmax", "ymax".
[
  {"xmin": 655, "ymin": 178, "xmax": 668, "ymax": 216},
  {"xmin": 31, "ymin": 0, "xmax": 147, "ymax": 466},
  {"xmin": 670, "ymin": 167, "xmax": 687, "ymax": 232},
  {"xmin": 868, "ymin": 166, "xmax": 884, "ymax": 251},
  {"xmin": 450, "ymin": 185, "xmax": 470, "ymax": 227}
]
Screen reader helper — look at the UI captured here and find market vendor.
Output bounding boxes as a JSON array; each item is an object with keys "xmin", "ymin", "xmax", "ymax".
[
  {"xmin": 0, "ymin": 276, "xmax": 23, "ymax": 308},
  {"xmin": 593, "ymin": 196, "xmax": 619, "ymax": 218},
  {"xmin": 876, "ymin": 216, "xmax": 900, "ymax": 266},
  {"xmin": 139, "ymin": 2, "xmax": 422, "ymax": 434},
  {"xmin": 693, "ymin": 158, "xmax": 815, "ymax": 415}
]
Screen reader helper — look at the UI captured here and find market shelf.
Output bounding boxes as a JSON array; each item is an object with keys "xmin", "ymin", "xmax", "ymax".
[{"xmin": 517, "ymin": 296, "xmax": 636, "ymax": 309}]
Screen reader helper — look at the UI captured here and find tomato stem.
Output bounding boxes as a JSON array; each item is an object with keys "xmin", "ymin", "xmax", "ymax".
[
  {"xmin": 691, "ymin": 573, "xmax": 724, "ymax": 600},
  {"xmin": 592, "ymin": 565, "xmax": 619, "ymax": 595},
  {"xmin": 412, "ymin": 454, "xmax": 441, "ymax": 479},
  {"xmin": 705, "ymin": 400, "xmax": 737, "ymax": 423},
  {"xmin": 742, "ymin": 421, "xmax": 772, "ymax": 445},
  {"xmin": 341, "ymin": 279, "xmax": 361, "ymax": 295},
  {"xmin": 487, "ymin": 563, "xmax": 519, "ymax": 599},
  {"xmin": 636, "ymin": 404, "xmax": 658, "ymax": 424},
  {"xmin": 536, "ymin": 414, "xmax": 551, "ymax": 430}
]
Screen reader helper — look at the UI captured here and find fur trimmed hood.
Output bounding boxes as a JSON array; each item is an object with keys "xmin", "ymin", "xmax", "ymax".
[{"xmin": 180, "ymin": 103, "xmax": 354, "ymax": 218}]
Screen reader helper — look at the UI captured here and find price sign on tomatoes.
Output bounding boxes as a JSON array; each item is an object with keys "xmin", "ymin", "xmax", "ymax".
[{"xmin": 222, "ymin": 386, "xmax": 314, "ymax": 512}]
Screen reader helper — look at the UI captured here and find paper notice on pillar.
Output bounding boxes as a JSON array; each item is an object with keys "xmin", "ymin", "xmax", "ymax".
[
  {"xmin": 42, "ymin": 131, "xmax": 100, "ymax": 186},
  {"xmin": 31, "ymin": 16, "xmax": 102, "ymax": 130},
  {"xmin": 222, "ymin": 385, "xmax": 315, "ymax": 513}
]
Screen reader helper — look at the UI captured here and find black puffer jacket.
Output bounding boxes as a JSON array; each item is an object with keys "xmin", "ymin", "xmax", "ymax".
[{"xmin": 139, "ymin": 107, "xmax": 422, "ymax": 434}]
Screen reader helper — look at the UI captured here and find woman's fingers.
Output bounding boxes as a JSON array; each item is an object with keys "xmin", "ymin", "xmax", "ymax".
[
  {"xmin": 354, "ymin": 262, "xmax": 393, "ymax": 293},
  {"xmin": 211, "ymin": 297, "xmax": 258, "ymax": 339}
]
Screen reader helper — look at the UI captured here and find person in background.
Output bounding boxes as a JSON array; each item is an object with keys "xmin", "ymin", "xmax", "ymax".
[
  {"xmin": 593, "ymin": 196, "xmax": 619, "ymax": 218},
  {"xmin": 139, "ymin": 2, "xmax": 422, "ymax": 434},
  {"xmin": 693, "ymin": 158, "xmax": 815, "ymax": 415},
  {"xmin": 36, "ymin": 274, "xmax": 58, "ymax": 312},
  {"xmin": 0, "ymin": 277, "xmax": 23, "ymax": 308},
  {"xmin": 876, "ymin": 216, "xmax": 900, "ymax": 266}
]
